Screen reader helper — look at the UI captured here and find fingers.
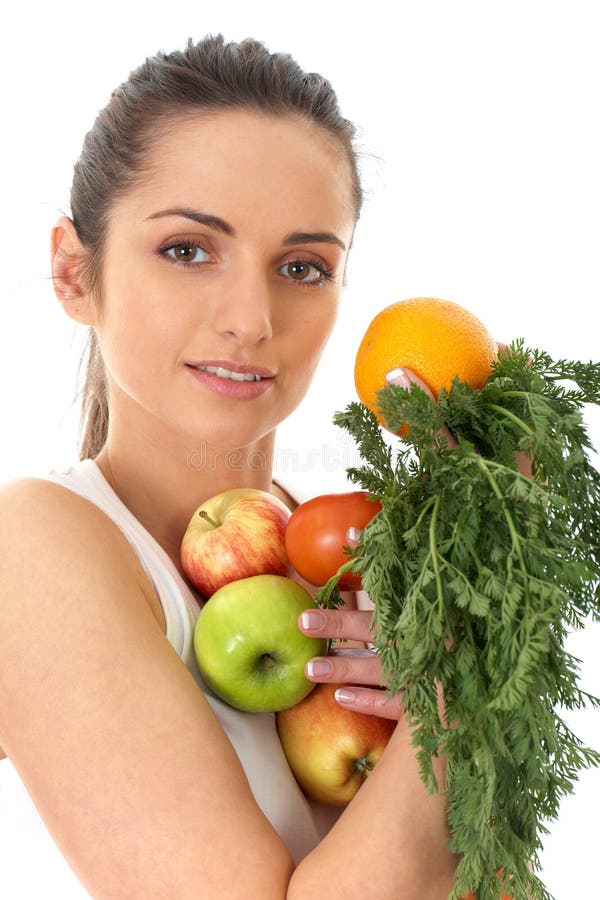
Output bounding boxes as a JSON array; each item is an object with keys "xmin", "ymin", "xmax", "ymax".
[
  {"xmin": 333, "ymin": 685, "xmax": 404, "ymax": 721},
  {"xmin": 305, "ymin": 648, "xmax": 382, "ymax": 685},
  {"xmin": 306, "ymin": 648, "xmax": 404, "ymax": 720},
  {"xmin": 345, "ymin": 525, "xmax": 362, "ymax": 548},
  {"xmin": 299, "ymin": 609, "xmax": 405, "ymax": 720},
  {"xmin": 386, "ymin": 367, "xmax": 457, "ymax": 449},
  {"xmin": 299, "ymin": 608, "xmax": 376, "ymax": 644},
  {"xmin": 385, "ymin": 366, "xmax": 431, "ymax": 396}
]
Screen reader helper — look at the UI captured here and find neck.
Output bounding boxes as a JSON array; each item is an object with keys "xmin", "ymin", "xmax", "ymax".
[{"xmin": 93, "ymin": 425, "xmax": 278, "ymax": 572}]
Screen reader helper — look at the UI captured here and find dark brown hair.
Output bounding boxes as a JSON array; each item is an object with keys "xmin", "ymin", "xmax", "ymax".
[{"xmin": 71, "ymin": 34, "xmax": 365, "ymax": 460}]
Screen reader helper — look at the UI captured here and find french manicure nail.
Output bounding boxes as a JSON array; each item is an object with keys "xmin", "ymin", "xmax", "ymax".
[
  {"xmin": 334, "ymin": 688, "xmax": 356, "ymax": 703},
  {"xmin": 346, "ymin": 526, "xmax": 363, "ymax": 545},
  {"xmin": 300, "ymin": 610, "xmax": 326, "ymax": 631},
  {"xmin": 306, "ymin": 658, "xmax": 332, "ymax": 677},
  {"xmin": 386, "ymin": 367, "xmax": 411, "ymax": 388}
]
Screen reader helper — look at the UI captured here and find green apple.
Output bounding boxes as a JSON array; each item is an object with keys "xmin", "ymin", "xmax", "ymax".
[
  {"xmin": 276, "ymin": 681, "xmax": 397, "ymax": 805},
  {"xmin": 193, "ymin": 574, "xmax": 327, "ymax": 713}
]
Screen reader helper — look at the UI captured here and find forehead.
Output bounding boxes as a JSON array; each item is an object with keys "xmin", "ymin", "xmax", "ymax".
[{"xmin": 116, "ymin": 109, "xmax": 355, "ymax": 238}]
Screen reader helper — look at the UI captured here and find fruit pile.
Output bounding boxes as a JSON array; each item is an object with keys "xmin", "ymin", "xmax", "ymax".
[
  {"xmin": 180, "ymin": 295, "xmax": 600, "ymax": 899},
  {"xmin": 180, "ymin": 483, "xmax": 390, "ymax": 807}
]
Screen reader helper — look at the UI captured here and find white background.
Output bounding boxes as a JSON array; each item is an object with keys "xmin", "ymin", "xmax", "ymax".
[{"xmin": 1, "ymin": 2, "xmax": 598, "ymax": 896}]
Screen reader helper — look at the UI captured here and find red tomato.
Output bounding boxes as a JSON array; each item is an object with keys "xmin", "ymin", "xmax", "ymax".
[{"xmin": 284, "ymin": 491, "xmax": 382, "ymax": 590}]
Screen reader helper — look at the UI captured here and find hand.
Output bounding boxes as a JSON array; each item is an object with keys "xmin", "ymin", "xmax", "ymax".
[
  {"xmin": 385, "ymin": 367, "xmax": 457, "ymax": 448},
  {"xmin": 387, "ymin": 344, "xmax": 534, "ymax": 479},
  {"xmin": 298, "ymin": 607, "xmax": 404, "ymax": 720}
]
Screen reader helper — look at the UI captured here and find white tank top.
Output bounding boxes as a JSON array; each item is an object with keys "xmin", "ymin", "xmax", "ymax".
[{"xmin": 0, "ymin": 459, "xmax": 340, "ymax": 898}]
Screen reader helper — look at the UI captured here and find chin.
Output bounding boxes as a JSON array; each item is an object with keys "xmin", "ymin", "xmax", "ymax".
[
  {"xmin": 175, "ymin": 381, "xmax": 308, "ymax": 463},
  {"xmin": 182, "ymin": 418, "xmax": 277, "ymax": 468}
]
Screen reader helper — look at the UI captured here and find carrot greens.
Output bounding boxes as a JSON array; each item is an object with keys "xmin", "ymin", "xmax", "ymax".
[{"xmin": 316, "ymin": 341, "xmax": 600, "ymax": 900}]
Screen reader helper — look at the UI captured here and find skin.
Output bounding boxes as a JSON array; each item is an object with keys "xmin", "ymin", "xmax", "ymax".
[
  {"xmin": 0, "ymin": 109, "xmax": 462, "ymax": 897},
  {"xmin": 52, "ymin": 109, "xmax": 355, "ymax": 575},
  {"xmin": 51, "ymin": 107, "xmax": 503, "ymax": 718}
]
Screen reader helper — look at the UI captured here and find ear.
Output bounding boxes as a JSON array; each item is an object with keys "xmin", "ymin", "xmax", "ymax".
[{"xmin": 50, "ymin": 216, "xmax": 98, "ymax": 326}]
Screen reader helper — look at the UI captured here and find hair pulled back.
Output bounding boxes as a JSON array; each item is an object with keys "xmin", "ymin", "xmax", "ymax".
[{"xmin": 71, "ymin": 34, "xmax": 364, "ymax": 460}]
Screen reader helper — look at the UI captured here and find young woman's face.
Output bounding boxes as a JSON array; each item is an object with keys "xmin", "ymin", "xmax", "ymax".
[{"xmin": 91, "ymin": 110, "xmax": 356, "ymax": 451}]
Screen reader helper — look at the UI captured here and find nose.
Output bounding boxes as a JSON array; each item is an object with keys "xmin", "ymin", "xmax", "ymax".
[{"xmin": 211, "ymin": 266, "xmax": 273, "ymax": 347}]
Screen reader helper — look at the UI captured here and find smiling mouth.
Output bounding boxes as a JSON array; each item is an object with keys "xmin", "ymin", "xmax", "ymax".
[{"xmin": 190, "ymin": 364, "xmax": 264, "ymax": 382}]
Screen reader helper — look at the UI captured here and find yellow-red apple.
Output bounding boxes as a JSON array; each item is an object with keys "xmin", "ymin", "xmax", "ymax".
[
  {"xmin": 276, "ymin": 682, "xmax": 396, "ymax": 805},
  {"xmin": 181, "ymin": 487, "xmax": 290, "ymax": 597}
]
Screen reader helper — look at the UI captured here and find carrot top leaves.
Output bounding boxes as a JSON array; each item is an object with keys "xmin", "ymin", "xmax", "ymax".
[{"xmin": 317, "ymin": 340, "xmax": 600, "ymax": 900}]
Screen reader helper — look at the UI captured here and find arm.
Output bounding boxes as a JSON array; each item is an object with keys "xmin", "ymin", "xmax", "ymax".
[
  {"xmin": 0, "ymin": 478, "xmax": 293, "ymax": 899},
  {"xmin": 290, "ymin": 607, "xmax": 460, "ymax": 900},
  {"xmin": 0, "ymin": 478, "xmax": 457, "ymax": 899}
]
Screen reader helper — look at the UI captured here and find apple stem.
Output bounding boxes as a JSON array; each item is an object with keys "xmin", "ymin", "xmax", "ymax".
[
  {"xmin": 262, "ymin": 653, "xmax": 276, "ymax": 670},
  {"xmin": 354, "ymin": 757, "xmax": 374, "ymax": 775},
  {"xmin": 198, "ymin": 510, "xmax": 219, "ymax": 529}
]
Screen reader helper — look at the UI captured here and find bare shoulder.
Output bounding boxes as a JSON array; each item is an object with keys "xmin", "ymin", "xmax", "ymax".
[
  {"xmin": 0, "ymin": 475, "xmax": 165, "ymax": 628},
  {"xmin": 0, "ymin": 474, "xmax": 165, "ymax": 726},
  {"xmin": 0, "ymin": 475, "xmax": 143, "ymax": 572},
  {"xmin": 0, "ymin": 475, "xmax": 292, "ymax": 896}
]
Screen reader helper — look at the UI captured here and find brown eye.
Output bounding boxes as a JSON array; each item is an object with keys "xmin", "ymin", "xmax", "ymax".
[
  {"xmin": 161, "ymin": 242, "xmax": 210, "ymax": 265},
  {"xmin": 280, "ymin": 259, "xmax": 331, "ymax": 285},
  {"xmin": 174, "ymin": 245, "xmax": 198, "ymax": 261},
  {"xmin": 288, "ymin": 262, "xmax": 312, "ymax": 280}
]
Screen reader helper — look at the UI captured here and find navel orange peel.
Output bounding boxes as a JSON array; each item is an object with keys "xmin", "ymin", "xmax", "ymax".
[{"xmin": 354, "ymin": 296, "xmax": 497, "ymax": 433}]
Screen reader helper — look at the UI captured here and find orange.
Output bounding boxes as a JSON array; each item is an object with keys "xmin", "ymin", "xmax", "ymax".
[{"xmin": 354, "ymin": 297, "xmax": 497, "ymax": 431}]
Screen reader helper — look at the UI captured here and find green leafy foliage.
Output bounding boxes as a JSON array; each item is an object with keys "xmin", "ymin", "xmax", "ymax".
[{"xmin": 316, "ymin": 342, "xmax": 600, "ymax": 900}]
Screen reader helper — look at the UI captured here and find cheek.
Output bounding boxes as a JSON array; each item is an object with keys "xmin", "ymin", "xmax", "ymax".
[
  {"xmin": 306, "ymin": 299, "xmax": 339, "ymax": 354},
  {"xmin": 281, "ymin": 301, "xmax": 339, "ymax": 390},
  {"xmin": 95, "ymin": 276, "xmax": 183, "ymax": 392}
]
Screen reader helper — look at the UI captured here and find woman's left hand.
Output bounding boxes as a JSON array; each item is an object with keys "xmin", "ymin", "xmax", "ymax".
[
  {"xmin": 298, "ymin": 340, "xmax": 533, "ymax": 726},
  {"xmin": 387, "ymin": 344, "xmax": 533, "ymax": 477},
  {"xmin": 298, "ymin": 607, "xmax": 404, "ymax": 720}
]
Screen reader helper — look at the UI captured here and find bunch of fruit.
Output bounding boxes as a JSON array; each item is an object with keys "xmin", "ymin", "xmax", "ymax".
[
  {"xmin": 181, "ymin": 296, "xmax": 599, "ymax": 898},
  {"xmin": 180, "ymin": 483, "xmax": 391, "ymax": 807}
]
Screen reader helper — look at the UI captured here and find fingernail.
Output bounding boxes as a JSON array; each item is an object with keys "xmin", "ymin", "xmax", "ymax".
[
  {"xmin": 306, "ymin": 658, "xmax": 332, "ymax": 677},
  {"xmin": 346, "ymin": 526, "xmax": 362, "ymax": 546},
  {"xmin": 334, "ymin": 688, "xmax": 356, "ymax": 703},
  {"xmin": 300, "ymin": 610, "xmax": 326, "ymax": 631},
  {"xmin": 386, "ymin": 368, "xmax": 411, "ymax": 388}
]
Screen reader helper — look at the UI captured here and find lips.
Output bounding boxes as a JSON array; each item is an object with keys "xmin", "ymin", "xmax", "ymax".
[
  {"xmin": 185, "ymin": 359, "xmax": 276, "ymax": 400},
  {"xmin": 187, "ymin": 359, "xmax": 276, "ymax": 380}
]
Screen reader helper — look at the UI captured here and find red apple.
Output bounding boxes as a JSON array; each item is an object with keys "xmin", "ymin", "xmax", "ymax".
[
  {"xmin": 276, "ymin": 682, "xmax": 396, "ymax": 806},
  {"xmin": 180, "ymin": 487, "xmax": 291, "ymax": 597}
]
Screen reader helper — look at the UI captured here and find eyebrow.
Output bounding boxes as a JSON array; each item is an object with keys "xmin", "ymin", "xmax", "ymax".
[{"xmin": 145, "ymin": 207, "xmax": 346, "ymax": 251}]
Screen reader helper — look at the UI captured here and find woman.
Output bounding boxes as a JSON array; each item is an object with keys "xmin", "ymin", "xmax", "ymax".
[{"xmin": 0, "ymin": 35, "xmax": 459, "ymax": 898}]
